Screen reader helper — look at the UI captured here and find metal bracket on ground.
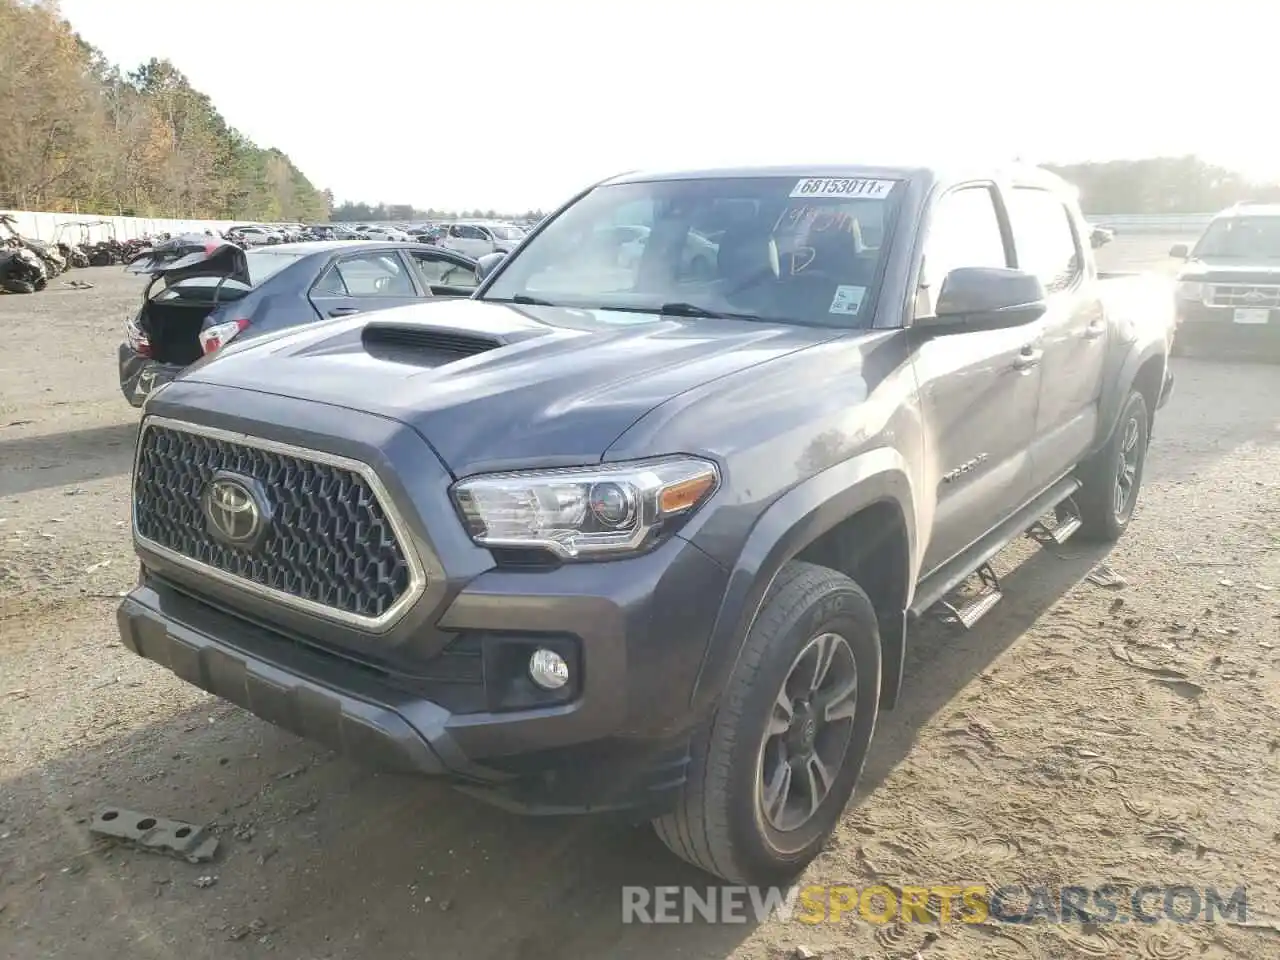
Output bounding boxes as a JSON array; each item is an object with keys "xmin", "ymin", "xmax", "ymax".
[{"xmin": 89, "ymin": 807, "xmax": 219, "ymax": 863}]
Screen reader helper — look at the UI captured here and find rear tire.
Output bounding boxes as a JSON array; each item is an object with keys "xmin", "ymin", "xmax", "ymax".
[
  {"xmin": 1075, "ymin": 389, "xmax": 1150, "ymax": 542},
  {"xmin": 653, "ymin": 561, "xmax": 881, "ymax": 884}
]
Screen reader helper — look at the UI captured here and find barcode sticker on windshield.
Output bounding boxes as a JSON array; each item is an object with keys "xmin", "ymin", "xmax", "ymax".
[
  {"xmin": 790, "ymin": 177, "xmax": 897, "ymax": 199},
  {"xmin": 829, "ymin": 285, "xmax": 866, "ymax": 315}
]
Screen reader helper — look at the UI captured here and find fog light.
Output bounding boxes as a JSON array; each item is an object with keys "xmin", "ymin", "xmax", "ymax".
[{"xmin": 528, "ymin": 648, "xmax": 569, "ymax": 690}]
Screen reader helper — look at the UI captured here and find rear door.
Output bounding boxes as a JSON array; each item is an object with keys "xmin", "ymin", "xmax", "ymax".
[
  {"xmin": 913, "ymin": 182, "xmax": 1046, "ymax": 574},
  {"xmin": 1006, "ymin": 186, "xmax": 1108, "ymax": 490},
  {"xmin": 403, "ymin": 248, "xmax": 479, "ymax": 297},
  {"xmin": 307, "ymin": 249, "xmax": 421, "ymax": 319}
]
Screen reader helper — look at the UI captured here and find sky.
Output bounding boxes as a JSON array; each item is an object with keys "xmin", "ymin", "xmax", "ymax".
[{"xmin": 57, "ymin": 0, "xmax": 1272, "ymax": 213}]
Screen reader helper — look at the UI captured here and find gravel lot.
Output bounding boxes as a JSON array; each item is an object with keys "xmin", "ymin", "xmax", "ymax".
[{"xmin": 3, "ymin": 237, "xmax": 1279, "ymax": 960}]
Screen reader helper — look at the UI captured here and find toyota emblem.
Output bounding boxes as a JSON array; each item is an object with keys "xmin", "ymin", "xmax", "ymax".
[{"xmin": 201, "ymin": 472, "xmax": 270, "ymax": 548}]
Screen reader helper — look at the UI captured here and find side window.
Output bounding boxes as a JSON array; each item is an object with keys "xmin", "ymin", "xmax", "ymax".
[
  {"xmin": 313, "ymin": 264, "xmax": 346, "ymax": 297},
  {"xmin": 918, "ymin": 185, "xmax": 1009, "ymax": 317},
  {"xmin": 409, "ymin": 252, "xmax": 477, "ymax": 290},
  {"xmin": 332, "ymin": 253, "xmax": 414, "ymax": 297},
  {"xmin": 1006, "ymin": 187, "xmax": 1082, "ymax": 294},
  {"xmin": 458, "ymin": 225, "xmax": 484, "ymax": 240}
]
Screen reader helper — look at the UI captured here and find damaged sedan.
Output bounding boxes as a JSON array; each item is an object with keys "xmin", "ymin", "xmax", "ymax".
[{"xmin": 118, "ymin": 239, "xmax": 481, "ymax": 407}]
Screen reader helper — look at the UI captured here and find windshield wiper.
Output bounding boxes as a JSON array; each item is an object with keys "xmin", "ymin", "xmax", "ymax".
[
  {"xmin": 597, "ymin": 302, "xmax": 771, "ymax": 322},
  {"xmin": 484, "ymin": 294, "xmax": 558, "ymax": 306}
]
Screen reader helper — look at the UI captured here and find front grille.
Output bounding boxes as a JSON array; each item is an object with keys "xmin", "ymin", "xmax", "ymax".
[
  {"xmin": 133, "ymin": 420, "xmax": 421, "ymax": 627},
  {"xmin": 1207, "ymin": 284, "xmax": 1280, "ymax": 308}
]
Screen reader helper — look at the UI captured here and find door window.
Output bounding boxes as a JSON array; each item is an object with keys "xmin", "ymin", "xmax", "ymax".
[
  {"xmin": 918, "ymin": 185, "xmax": 1010, "ymax": 317},
  {"xmin": 408, "ymin": 252, "xmax": 477, "ymax": 290},
  {"xmin": 923, "ymin": 185, "xmax": 1008, "ymax": 277},
  {"xmin": 1006, "ymin": 187, "xmax": 1082, "ymax": 294},
  {"xmin": 324, "ymin": 252, "xmax": 415, "ymax": 297}
]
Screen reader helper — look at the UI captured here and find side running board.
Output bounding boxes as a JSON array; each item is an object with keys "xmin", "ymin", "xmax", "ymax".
[
  {"xmin": 909, "ymin": 475, "xmax": 1082, "ymax": 629},
  {"xmin": 935, "ymin": 562, "xmax": 1002, "ymax": 629},
  {"xmin": 1027, "ymin": 495, "xmax": 1083, "ymax": 546}
]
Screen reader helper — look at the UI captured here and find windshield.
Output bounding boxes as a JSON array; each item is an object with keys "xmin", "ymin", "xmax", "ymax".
[
  {"xmin": 1194, "ymin": 216, "xmax": 1280, "ymax": 259},
  {"xmin": 480, "ymin": 175, "xmax": 902, "ymax": 327},
  {"xmin": 245, "ymin": 250, "xmax": 309, "ymax": 284}
]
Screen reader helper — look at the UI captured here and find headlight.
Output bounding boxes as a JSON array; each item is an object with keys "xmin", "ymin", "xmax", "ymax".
[
  {"xmin": 452, "ymin": 457, "xmax": 719, "ymax": 560},
  {"xmin": 1175, "ymin": 280, "xmax": 1205, "ymax": 302}
]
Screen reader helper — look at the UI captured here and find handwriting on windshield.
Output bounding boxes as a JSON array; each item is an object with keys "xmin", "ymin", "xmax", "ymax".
[
  {"xmin": 773, "ymin": 205, "xmax": 859, "ymax": 236},
  {"xmin": 787, "ymin": 246, "xmax": 816, "ymax": 275}
]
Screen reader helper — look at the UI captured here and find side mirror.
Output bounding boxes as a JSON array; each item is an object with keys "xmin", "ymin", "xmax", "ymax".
[
  {"xmin": 475, "ymin": 251, "xmax": 507, "ymax": 283},
  {"xmin": 1169, "ymin": 243, "xmax": 1190, "ymax": 259},
  {"xmin": 1089, "ymin": 226, "xmax": 1113, "ymax": 249},
  {"xmin": 917, "ymin": 266, "xmax": 1048, "ymax": 334}
]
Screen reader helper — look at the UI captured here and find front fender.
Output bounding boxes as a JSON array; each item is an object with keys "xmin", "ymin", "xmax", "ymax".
[
  {"xmin": 686, "ymin": 447, "xmax": 917, "ymax": 715},
  {"xmin": 1096, "ymin": 337, "xmax": 1167, "ymax": 450}
]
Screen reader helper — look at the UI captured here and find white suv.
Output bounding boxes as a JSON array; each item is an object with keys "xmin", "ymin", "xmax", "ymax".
[{"xmin": 439, "ymin": 221, "xmax": 526, "ymax": 259}]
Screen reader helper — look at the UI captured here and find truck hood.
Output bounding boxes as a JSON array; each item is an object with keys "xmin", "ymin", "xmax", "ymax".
[
  {"xmin": 180, "ymin": 298, "xmax": 834, "ymax": 476},
  {"xmin": 1178, "ymin": 258, "xmax": 1280, "ymax": 283}
]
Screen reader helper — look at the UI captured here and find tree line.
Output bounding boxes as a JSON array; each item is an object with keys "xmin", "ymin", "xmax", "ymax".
[
  {"xmin": 0, "ymin": 0, "xmax": 330, "ymax": 221},
  {"xmin": 1042, "ymin": 156, "xmax": 1280, "ymax": 215}
]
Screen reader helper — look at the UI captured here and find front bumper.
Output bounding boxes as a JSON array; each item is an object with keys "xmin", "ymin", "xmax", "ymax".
[
  {"xmin": 118, "ymin": 342, "xmax": 185, "ymax": 408},
  {"xmin": 118, "ymin": 527, "xmax": 729, "ymax": 815},
  {"xmin": 1175, "ymin": 302, "xmax": 1280, "ymax": 361}
]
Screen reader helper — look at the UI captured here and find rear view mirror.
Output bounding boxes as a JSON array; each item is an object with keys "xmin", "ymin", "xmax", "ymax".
[
  {"xmin": 475, "ymin": 251, "xmax": 507, "ymax": 283},
  {"xmin": 1169, "ymin": 243, "xmax": 1190, "ymax": 259},
  {"xmin": 917, "ymin": 266, "xmax": 1048, "ymax": 334}
]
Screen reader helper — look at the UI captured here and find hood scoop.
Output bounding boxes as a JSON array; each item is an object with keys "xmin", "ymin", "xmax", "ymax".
[{"xmin": 361, "ymin": 321, "xmax": 503, "ymax": 361}]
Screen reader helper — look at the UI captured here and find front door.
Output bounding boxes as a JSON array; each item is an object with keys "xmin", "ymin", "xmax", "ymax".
[
  {"xmin": 911, "ymin": 182, "xmax": 1046, "ymax": 575},
  {"xmin": 1004, "ymin": 186, "xmax": 1108, "ymax": 489}
]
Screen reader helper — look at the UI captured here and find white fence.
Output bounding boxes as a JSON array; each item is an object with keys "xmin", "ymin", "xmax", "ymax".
[{"xmin": 1, "ymin": 210, "xmax": 256, "ymax": 243}]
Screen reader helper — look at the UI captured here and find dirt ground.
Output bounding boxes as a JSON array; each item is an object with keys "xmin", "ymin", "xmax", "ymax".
[{"xmin": 2, "ymin": 238, "xmax": 1278, "ymax": 960}]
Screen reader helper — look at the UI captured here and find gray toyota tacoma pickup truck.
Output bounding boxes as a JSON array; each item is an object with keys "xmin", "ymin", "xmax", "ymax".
[{"xmin": 118, "ymin": 163, "xmax": 1175, "ymax": 884}]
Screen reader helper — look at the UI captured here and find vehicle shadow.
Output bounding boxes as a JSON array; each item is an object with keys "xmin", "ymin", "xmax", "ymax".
[{"xmin": 0, "ymin": 421, "xmax": 138, "ymax": 496}]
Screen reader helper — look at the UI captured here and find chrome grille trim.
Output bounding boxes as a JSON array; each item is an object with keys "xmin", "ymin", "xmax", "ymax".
[
  {"xmin": 131, "ymin": 415, "xmax": 427, "ymax": 633},
  {"xmin": 1207, "ymin": 283, "xmax": 1280, "ymax": 308}
]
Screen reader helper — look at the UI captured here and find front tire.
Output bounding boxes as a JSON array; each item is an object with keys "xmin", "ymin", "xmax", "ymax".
[
  {"xmin": 1075, "ymin": 389, "xmax": 1150, "ymax": 541},
  {"xmin": 653, "ymin": 561, "xmax": 881, "ymax": 884}
]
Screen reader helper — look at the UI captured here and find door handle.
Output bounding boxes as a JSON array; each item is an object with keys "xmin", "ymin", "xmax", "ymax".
[
  {"xmin": 1012, "ymin": 347, "xmax": 1043, "ymax": 371},
  {"xmin": 1083, "ymin": 320, "xmax": 1106, "ymax": 340},
  {"xmin": 328, "ymin": 306, "xmax": 360, "ymax": 317}
]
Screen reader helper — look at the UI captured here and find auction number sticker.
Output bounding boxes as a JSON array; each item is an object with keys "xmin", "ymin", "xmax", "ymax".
[{"xmin": 790, "ymin": 177, "xmax": 897, "ymax": 199}]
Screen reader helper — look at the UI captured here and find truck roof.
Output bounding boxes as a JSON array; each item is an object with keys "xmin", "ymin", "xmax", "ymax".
[
  {"xmin": 603, "ymin": 161, "xmax": 1072, "ymax": 193},
  {"xmin": 1221, "ymin": 201, "xmax": 1280, "ymax": 218}
]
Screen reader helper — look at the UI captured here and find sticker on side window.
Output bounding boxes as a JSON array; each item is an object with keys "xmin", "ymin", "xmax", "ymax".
[
  {"xmin": 829, "ymin": 285, "xmax": 867, "ymax": 316},
  {"xmin": 790, "ymin": 177, "xmax": 897, "ymax": 199}
]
